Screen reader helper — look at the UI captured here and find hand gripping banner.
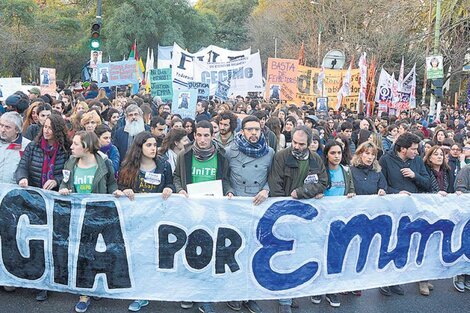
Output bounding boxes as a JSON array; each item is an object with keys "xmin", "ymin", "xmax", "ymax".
[{"xmin": 0, "ymin": 184, "xmax": 469, "ymax": 301}]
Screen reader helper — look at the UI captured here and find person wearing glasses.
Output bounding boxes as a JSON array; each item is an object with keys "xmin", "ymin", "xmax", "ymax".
[{"xmin": 223, "ymin": 115, "xmax": 274, "ymax": 313}]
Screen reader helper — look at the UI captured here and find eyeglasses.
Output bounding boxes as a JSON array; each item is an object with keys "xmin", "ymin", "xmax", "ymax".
[{"xmin": 244, "ymin": 127, "xmax": 261, "ymax": 132}]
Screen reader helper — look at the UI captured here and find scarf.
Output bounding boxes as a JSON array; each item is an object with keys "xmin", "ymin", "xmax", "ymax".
[
  {"xmin": 100, "ymin": 143, "xmax": 112, "ymax": 156},
  {"xmin": 283, "ymin": 130, "xmax": 292, "ymax": 143},
  {"xmin": 192, "ymin": 142, "xmax": 216, "ymax": 162},
  {"xmin": 291, "ymin": 147, "xmax": 309, "ymax": 160},
  {"xmin": 235, "ymin": 133, "xmax": 269, "ymax": 158},
  {"xmin": 41, "ymin": 137, "xmax": 59, "ymax": 186},
  {"xmin": 429, "ymin": 168, "xmax": 448, "ymax": 193}
]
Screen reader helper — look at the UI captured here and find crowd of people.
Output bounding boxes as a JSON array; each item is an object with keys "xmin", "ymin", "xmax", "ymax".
[{"xmin": 1, "ymin": 82, "xmax": 470, "ymax": 313}]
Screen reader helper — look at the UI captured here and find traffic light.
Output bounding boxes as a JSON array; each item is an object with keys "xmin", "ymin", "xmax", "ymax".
[{"xmin": 89, "ymin": 22, "xmax": 101, "ymax": 50}]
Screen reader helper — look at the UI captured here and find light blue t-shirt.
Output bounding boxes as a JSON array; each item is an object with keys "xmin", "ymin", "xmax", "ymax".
[{"xmin": 324, "ymin": 167, "xmax": 345, "ymax": 196}]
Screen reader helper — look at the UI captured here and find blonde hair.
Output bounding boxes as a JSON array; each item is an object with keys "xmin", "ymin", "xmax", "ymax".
[
  {"xmin": 80, "ymin": 110, "xmax": 102, "ymax": 127},
  {"xmin": 74, "ymin": 101, "xmax": 89, "ymax": 114},
  {"xmin": 351, "ymin": 142, "xmax": 381, "ymax": 172}
]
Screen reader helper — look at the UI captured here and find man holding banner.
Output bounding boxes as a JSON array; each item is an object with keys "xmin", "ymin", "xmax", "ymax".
[
  {"xmin": 224, "ymin": 115, "xmax": 275, "ymax": 313},
  {"xmin": 173, "ymin": 120, "xmax": 231, "ymax": 313},
  {"xmin": 268, "ymin": 126, "xmax": 328, "ymax": 313}
]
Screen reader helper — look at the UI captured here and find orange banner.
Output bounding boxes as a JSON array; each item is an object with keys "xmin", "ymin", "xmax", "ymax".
[{"xmin": 265, "ymin": 58, "xmax": 298, "ymax": 102}]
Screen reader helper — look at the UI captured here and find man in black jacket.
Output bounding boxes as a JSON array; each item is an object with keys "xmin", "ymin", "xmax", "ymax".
[
  {"xmin": 379, "ymin": 132, "xmax": 430, "ymax": 195},
  {"xmin": 378, "ymin": 132, "xmax": 431, "ymax": 297}
]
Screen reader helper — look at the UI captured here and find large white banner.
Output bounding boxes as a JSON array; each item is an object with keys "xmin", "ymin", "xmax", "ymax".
[
  {"xmin": 194, "ymin": 52, "xmax": 264, "ymax": 96},
  {"xmin": 0, "ymin": 77, "xmax": 22, "ymax": 101},
  {"xmin": 157, "ymin": 45, "xmax": 173, "ymax": 69},
  {"xmin": 0, "ymin": 184, "xmax": 469, "ymax": 301},
  {"xmin": 171, "ymin": 43, "xmax": 260, "ymax": 96}
]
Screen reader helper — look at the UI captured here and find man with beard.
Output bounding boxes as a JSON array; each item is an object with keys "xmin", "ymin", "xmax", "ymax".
[
  {"xmin": 150, "ymin": 116, "xmax": 167, "ymax": 147},
  {"xmin": 268, "ymin": 126, "xmax": 328, "ymax": 313},
  {"xmin": 173, "ymin": 120, "xmax": 231, "ymax": 313},
  {"xmin": 214, "ymin": 111, "xmax": 237, "ymax": 149},
  {"xmin": 0, "ymin": 112, "xmax": 31, "ymax": 184},
  {"xmin": 224, "ymin": 115, "xmax": 274, "ymax": 313},
  {"xmin": 112, "ymin": 104, "xmax": 149, "ymax": 163}
]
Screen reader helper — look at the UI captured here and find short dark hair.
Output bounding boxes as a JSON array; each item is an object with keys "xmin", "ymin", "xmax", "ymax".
[
  {"xmin": 37, "ymin": 103, "xmax": 52, "ymax": 114},
  {"xmin": 150, "ymin": 116, "xmax": 166, "ymax": 128},
  {"xmin": 340, "ymin": 121, "xmax": 353, "ymax": 132},
  {"xmin": 195, "ymin": 120, "xmax": 214, "ymax": 135},
  {"xmin": 94, "ymin": 124, "xmax": 112, "ymax": 138},
  {"xmin": 241, "ymin": 116, "xmax": 260, "ymax": 129},
  {"xmin": 394, "ymin": 133, "xmax": 421, "ymax": 153},
  {"xmin": 253, "ymin": 110, "xmax": 267, "ymax": 120},
  {"xmin": 219, "ymin": 111, "xmax": 238, "ymax": 132}
]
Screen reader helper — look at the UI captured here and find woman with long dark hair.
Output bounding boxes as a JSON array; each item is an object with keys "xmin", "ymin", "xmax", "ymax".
[
  {"xmin": 16, "ymin": 114, "xmax": 69, "ymax": 190},
  {"xmin": 15, "ymin": 113, "xmax": 70, "ymax": 302},
  {"xmin": 311, "ymin": 140, "xmax": 355, "ymax": 308},
  {"xmin": 118, "ymin": 132, "xmax": 175, "ymax": 312},
  {"xmin": 119, "ymin": 132, "xmax": 175, "ymax": 197}
]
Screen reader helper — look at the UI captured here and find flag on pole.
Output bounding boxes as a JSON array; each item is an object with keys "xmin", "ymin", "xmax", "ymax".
[
  {"xmin": 375, "ymin": 67, "xmax": 393, "ymax": 110},
  {"xmin": 336, "ymin": 58, "xmax": 353, "ymax": 110},
  {"xmin": 316, "ymin": 66, "xmax": 325, "ymax": 96},
  {"xmin": 298, "ymin": 42, "xmax": 305, "ymax": 66},
  {"xmin": 358, "ymin": 52, "xmax": 367, "ymax": 108},
  {"xmin": 398, "ymin": 57, "xmax": 404, "ymax": 91},
  {"xmin": 366, "ymin": 57, "xmax": 377, "ymax": 115},
  {"xmin": 129, "ymin": 40, "xmax": 138, "ymax": 60},
  {"xmin": 145, "ymin": 48, "xmax": 155, "ymax": 93},
  {"xmin": 408, "ymin": 64, "xmax": 417, "ymax": 109},
  {"xmin": 391, "ymin": 72, "xmax": 399, "ymax": 109}
]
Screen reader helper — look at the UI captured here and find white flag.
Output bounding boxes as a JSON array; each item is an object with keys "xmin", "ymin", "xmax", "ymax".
[
  {"xmin": 336, "ymin": 60, "xmax": 352, "ymax": 110},
  {"xmin": 358, "ymin": 52, "xmax": 367, "ymax": 105},
  {"xmin": 374, "ymin": 68, "xmax": 393, "ymax": 107}
]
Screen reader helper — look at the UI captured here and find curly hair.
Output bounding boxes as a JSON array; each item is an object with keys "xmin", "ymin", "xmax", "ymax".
[
  {"xmin": 118, "ymin": 132, "xmax": 157, "ymax": 189},
  {"xmin": 36, "ymin": 113, "xmax": 70, "ymax": 153}
]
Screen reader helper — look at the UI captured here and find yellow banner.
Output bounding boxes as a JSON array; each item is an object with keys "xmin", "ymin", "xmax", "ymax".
[{"xmin": 296, "ymin": 65, "xmax": 361, "ymax": 110}]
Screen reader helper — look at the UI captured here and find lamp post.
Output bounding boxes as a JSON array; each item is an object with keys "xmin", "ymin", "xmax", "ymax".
[{"xmin": 274, "ymin": 37, "xmax": 278, "ymax": 58}]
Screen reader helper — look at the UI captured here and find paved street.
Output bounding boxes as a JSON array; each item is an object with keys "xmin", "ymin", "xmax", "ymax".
[{"xmin": 0, "ymin": 279, "xmax": 469, "ymax": 312}]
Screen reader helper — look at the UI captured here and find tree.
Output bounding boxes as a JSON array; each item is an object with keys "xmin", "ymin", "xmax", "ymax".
[
  {"xmin": 195, "ymin": 0, "xmax": 257, "ymax": 49},
  {"xmin": 104, "ymin": 0, "xmax": 216, "ymax": 59}
]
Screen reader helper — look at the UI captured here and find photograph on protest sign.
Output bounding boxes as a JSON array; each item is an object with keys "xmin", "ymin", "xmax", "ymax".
[
  {"xmin": 99, "ymin": 67, "xmax": 109, "ymax": 83},
  {"xmin": 171, "ymin": 88, "xmax": 197, "ymax": 119},
  {"xmin": 90, "ymin": 50, "xmax": 102, "ymax": 69},
  {"xmin": 39, "ymin": 67, "xmax": 56, "ymax": 96},
  {"xmin": 426, "ymin": 55, "xmax": 444, "ymax": 79},
  {"xmin": 316, "ymin": 97, "xmax": 328, "ymax": 112}
]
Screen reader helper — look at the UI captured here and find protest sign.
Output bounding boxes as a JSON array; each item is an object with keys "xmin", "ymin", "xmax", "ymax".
[
  {"xmin": 172, "ymin": 88, "xmax": 198, "ymax": 119},
  {"xmin": 296, "ymin": 66, "xmax": 360, "ymax": 110},
  {"xmin": 150, "ymin": 68, "xmax": 173, "ymax": 102},
  {"xmin": 39, "ymin": 68, "xmax": 56, "ymax": 96},
  {"xmin": 426, "ymin": 55, "xmax": 444, "ymax": 79},
  {"xmin": 97, "ymin": 60, "xmax": 140, "ymax": 88},
  {"xmin": 172, "ymin": 43, "xmax": 262, "ymax": 97},
  {"xmin": 194, "ymin": 52, "xmax": 264, "ymax": 96},
  {"xmin": 0, "ymin": 78, "xmax": 22, "ymax": 100},
  {"xmin": 265, "ymin": 58, "xmax": 298, "ymax": 102},
  {"xmin": 0, "ymin": 184, "xmax": 469, "ymax": 302}
]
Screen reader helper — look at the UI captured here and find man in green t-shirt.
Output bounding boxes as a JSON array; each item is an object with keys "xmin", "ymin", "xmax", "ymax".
[{"xmin": 173, "ymin": 120, "xmax": 231, "ymax": 313}]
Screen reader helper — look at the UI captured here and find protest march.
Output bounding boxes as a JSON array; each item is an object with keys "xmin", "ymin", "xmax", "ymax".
[{"xmin": 1, "ymin": 1, "xmax": 470, "ymax": 313}]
